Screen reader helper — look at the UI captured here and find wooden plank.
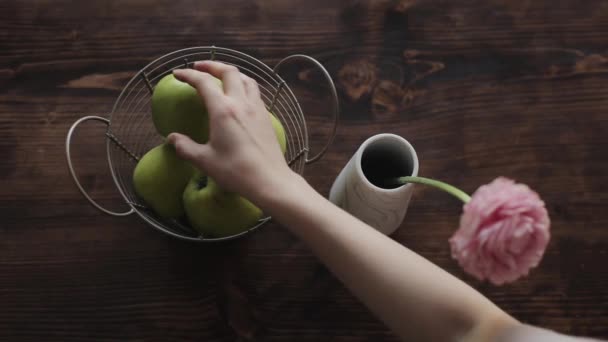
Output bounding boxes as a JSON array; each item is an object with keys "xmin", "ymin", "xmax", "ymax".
[{"xmin": 1, "ymin": 0, "xmax": 607, "ymax": 340}]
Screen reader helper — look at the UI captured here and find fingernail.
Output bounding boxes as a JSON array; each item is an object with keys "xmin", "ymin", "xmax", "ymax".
[{"xmin": 167, "ymin": 133, "xmax": 177, "ymax": 143}]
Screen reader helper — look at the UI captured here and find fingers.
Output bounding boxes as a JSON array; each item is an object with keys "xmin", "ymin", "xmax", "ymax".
[
  {"xmin": 241, "ymin": 74, "xmax": 262, "ymax": 102},
  {"xmin": 168, "ymin": 133, "xmax": 212, "ymax": 171},
  {"xmin": 173, "ymin": 69, "xmax": 225, "ymax": 113},
  {"xmin": 194, "ymin": 61, "xmax": 245, "ymax": 98}
]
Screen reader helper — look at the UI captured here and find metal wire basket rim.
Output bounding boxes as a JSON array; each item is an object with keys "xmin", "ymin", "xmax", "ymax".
[{"xmin": 136, "ymin": 214, "xmax": 273, "ymax": 242}]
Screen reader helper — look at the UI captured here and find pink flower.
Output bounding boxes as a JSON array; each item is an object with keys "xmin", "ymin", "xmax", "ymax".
[{"xmin": 449, "ymin": 177, "xmax": 550, "ymax": 285}]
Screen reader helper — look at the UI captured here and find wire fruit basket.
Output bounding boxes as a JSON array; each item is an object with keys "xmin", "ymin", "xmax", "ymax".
[{"xmin": 66, "ymin": 46, "xmax": 339, "ymax": 242}]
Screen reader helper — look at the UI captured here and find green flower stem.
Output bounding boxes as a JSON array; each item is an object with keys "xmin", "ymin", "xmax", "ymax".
[{"xmin": 397, "ymin": 176, "xmax": 472, "ymax": 203}]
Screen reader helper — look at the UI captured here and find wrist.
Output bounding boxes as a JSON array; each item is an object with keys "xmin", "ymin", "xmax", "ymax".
[{"xmin": 255, "ymin": 170, "xmax": 313, "ymax": 215}]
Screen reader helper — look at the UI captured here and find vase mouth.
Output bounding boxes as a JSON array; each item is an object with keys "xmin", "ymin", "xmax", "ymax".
[{"xmin": 355, "ymin": 133, "xmax": 419, "ymax": 192}]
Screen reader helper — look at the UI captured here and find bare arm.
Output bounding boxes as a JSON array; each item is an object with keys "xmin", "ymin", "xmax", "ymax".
[
  {"xmin": 258, "ymin": 174, "xmax": 515, "ymax": 341},
  {"xmin": 168, "ymin": 61, "xmax": 601, "ymax": 342}
]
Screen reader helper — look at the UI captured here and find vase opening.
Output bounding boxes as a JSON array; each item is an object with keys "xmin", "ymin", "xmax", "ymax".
[{"xmin": 360, "ymin": 137, "xmax": 414, "ymax": 189}]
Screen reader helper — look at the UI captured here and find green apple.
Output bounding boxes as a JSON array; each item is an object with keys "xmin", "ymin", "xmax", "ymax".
[
  {"xmin": 151, "ymin": 74, "xmax": 222, "ymax": 143},
  {"xmin": 183, "ymin": 173, "xmax": 263, "ymax": 237},
  {"xmin": 270, "ymin": 112, "xmax": 287, "ymax": 153},
  {"xmin": 133, "ymin": 143, "xmax": 195, "ymax": 218}
]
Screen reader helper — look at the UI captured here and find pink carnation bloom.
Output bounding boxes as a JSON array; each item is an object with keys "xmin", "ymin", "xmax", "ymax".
[{"xmin": 449, "ymin": 177, "xmax": 550, "ymax": 285}]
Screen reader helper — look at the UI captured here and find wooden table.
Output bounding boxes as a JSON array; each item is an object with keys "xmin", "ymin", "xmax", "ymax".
[{"xmin": 2, "ymin": 0, "xmax": 608, "ymax": 340}]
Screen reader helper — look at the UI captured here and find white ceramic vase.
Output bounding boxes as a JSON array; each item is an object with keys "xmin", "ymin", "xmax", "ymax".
[{"xmin": 329, "ymin": 134, "xmax": 419, "ymax": 235}]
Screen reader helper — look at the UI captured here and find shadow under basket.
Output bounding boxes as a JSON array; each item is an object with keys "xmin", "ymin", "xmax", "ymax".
[{"xmin": 66, "ymin": 46, "xmax": 339, "ymax": 242}]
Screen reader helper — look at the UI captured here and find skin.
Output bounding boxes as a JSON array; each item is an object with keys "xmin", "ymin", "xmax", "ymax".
[{"xmin": 168, "ymin": 61, "xmax": 604, "ymax": 342}]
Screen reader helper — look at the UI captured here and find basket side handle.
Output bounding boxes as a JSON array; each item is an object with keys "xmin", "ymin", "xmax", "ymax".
[
  {"xmin": 273, "ymin": 54, "xmax": 339, "ymax": 164},
  {"xmin": 65, "ymin": 116, "xmax": 134, "ymax": 217}
]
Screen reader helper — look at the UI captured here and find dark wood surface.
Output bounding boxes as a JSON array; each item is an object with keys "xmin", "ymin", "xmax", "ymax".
[{"xmin": 2, "ymin": 0, "xmax": 608, "ymax": 340}]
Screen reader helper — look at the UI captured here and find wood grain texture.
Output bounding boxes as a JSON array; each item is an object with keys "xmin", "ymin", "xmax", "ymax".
[{"xmin": 1, "ymin": 0, "xmax": 608, "ymax": 340}]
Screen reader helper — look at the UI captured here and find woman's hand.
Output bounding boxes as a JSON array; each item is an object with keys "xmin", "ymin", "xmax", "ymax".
[{"xmin": 168, "ymin": 61, "xmax": 298, "ymax": 206}]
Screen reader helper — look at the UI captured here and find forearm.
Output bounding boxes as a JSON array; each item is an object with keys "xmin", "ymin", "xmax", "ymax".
[{"xmin": 260, "ymin": 175, "xmax": 516, "ymax": 341}]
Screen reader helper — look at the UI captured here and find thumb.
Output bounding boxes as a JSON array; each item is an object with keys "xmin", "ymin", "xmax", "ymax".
[{"xmin": 167, "ymin": 133, "xmax": 211, "ymax": 170}]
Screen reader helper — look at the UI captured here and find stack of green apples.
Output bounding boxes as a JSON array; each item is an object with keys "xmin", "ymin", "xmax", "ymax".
[{"xmin": 133, "ymin": 73, "xmax": 287, "ymax": 238}]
